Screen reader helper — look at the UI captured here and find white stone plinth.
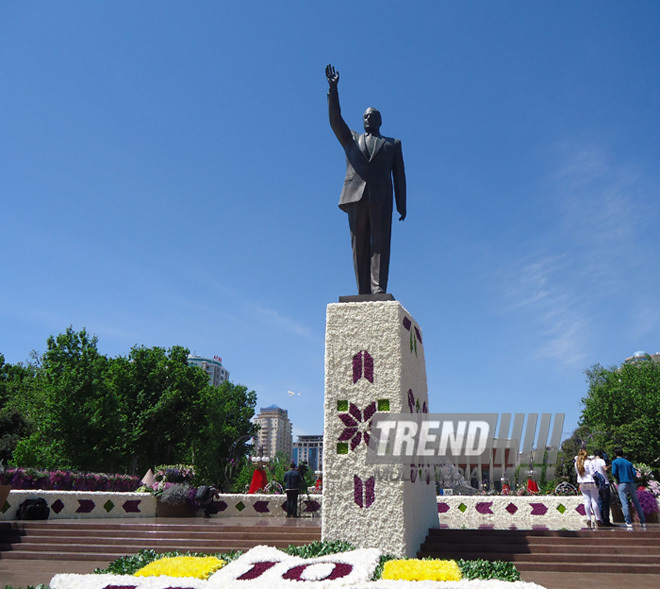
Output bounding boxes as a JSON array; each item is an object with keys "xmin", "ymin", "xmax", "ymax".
[{"xmin": 322, "ymin": 300, "xmax": 438, "ymax": 557}]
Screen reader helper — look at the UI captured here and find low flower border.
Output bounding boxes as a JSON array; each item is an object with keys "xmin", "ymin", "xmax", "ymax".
[
  {"xmin": 2, "ymin": 490, "xmax": 600, "ymax": 530},
  {"xmin": 0, "ymin": 491, "xmax": 323, "ymax": 520}
]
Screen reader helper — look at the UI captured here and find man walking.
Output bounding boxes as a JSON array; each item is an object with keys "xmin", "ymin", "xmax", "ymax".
[{"xmin": 611, "ymin": 448, "xmax": 646, "ymax": 529}]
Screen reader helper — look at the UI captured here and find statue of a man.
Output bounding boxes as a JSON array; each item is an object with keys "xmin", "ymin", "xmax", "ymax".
[{"xmin": 326, "ymin": 64, "xmax": 406, "ymax": 296}]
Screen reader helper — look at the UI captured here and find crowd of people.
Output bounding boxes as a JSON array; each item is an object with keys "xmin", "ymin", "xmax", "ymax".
[{"xmin": 574, "ymin": 448, "xmax": 647, "ymax": 529}]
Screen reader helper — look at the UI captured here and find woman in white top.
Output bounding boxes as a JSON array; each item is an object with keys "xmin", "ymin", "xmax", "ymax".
[{"xmin": 575, "ymin": 449, "xmax": 602, "ymax": 528}]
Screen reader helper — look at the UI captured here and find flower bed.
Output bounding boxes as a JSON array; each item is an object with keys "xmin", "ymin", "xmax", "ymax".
[
  {"xmin": 49, "ymin": 544, "xmax": 548, "ymax": 589},
  {"xmin": 0, "ymin": 468, "xmax": 141, "ymax": 491}
]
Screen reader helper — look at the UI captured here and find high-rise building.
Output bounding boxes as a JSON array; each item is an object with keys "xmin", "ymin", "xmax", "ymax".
[
  {"xmin": 187, "ymin": 354, "xmax": 229, "ymax": 386},
  {"xmin": 254, "ymin": 405, "xmax": 293, "ymax": 459},
  {"xmin": 292, "ymin": 434, "xmax": 323, "ymax": 473}
]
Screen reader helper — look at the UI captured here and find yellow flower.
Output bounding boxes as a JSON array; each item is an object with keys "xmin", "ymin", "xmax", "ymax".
[
  {"xmin": 381, "ymin": 558, "xmax": 462, "ymax": 582},
  {"xmin": 134, "ymin": 555, "xmax": 226, "ymax": 579}
]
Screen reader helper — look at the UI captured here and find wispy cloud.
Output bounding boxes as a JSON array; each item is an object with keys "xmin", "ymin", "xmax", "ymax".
[
  {"xmin": 494, "ymin": 142, "xmax": 659, "ymax": 366},
  {"xmin": 244, "ymin": 302, "xmax": 317, "ymax": 340},
  {"xmin": 497, "ymin": 253, "xmax": 590, "ymax": 365}
]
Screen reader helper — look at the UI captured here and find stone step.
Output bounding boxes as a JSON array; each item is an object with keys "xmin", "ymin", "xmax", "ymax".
[
  {"xmin": 426, "ymin": 528, "xmax": 660, "ymax": 539},
  {"xmin": 0, "ymin": 519, "xmax": 322, "ymax": 563},
  {"xmin": 1, "ymin": 535, "xmax": 319, "ymax": 551},
  {"xmin": 515, "ymin": 562, "xmax": 660, "ymax": 575},
  {"xmin": 419, "ymin": 527, "xmax": 660, "ymax": 574},
  {"xmin": 7, "ymin": 529, "xmax": 319, "ymax": 541},
  {"xmin": 0, "ymin": 550, "xmax": 148, "ymax": 561},
  {"xmin": 421, "ymin": 541, "xmax": 660, "ymax": 556}
]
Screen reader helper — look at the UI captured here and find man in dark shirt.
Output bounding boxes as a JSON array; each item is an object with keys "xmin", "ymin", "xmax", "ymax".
[
  {"xmin": 611, "ymin": 448, "xmax": 646, "ymax": 529},
  {"xmin": 283, "ymin": 462, "xmax": 302, "ymax": 518}
]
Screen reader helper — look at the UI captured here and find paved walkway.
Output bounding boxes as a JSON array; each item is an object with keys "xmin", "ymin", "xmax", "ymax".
[{"xmin": 2, "ymin": 518, "xmax": 660, "ymax": 588}]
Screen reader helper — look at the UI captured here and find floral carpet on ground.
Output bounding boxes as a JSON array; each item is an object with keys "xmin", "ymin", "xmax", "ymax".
[{"xmin": 49, "ymin": 545, "xmax": 548, "ymax": 589}]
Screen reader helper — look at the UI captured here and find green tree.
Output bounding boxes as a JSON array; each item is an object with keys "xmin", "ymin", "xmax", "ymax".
[
  {"xmin": 110, "ymin": 344, "xmax": 211, "ymax": 475},
  {"xmin": 13, "ymin": 327, "xmax": 125, "ymax": 471},
  {"xmin": 0, "ymin": 353, "xmax": 37, "ymax": 411},
  {"xmin": 581, "ymin": 359, "xmax": 660, "ymax": 472},
  {"xmin": 4, "ymin": 329, "xmax": 258, "ymax": 483},
  {"xmin": 189, "ymin": 381, "xmax": 257, "ymax": 489},
  {"xmin": 0, "ymin": 408, "xmax": 31, "ymax": 465}
]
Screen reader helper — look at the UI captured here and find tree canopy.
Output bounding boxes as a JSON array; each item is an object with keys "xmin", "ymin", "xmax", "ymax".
[
  {"xmin": 580, "ymin": 358, "xmax": 660, "ymax": 471},
  {"xmin": 1, "ymin": 328, "xmax": 257, "ymax": 486}
]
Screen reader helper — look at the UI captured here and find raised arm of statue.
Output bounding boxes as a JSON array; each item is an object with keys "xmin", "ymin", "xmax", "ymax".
[
  {"xmin": 326, "ymin": 64, "xmax": 351, "ymax": 146},
  {"xmin": 325, "ymin": 64, "xmax": 339, "ymax": 88}
]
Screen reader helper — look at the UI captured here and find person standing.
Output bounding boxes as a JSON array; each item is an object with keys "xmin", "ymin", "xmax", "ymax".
[
  {"xmin": 575, "ymin": 449, "xmax": 602, "ymax": 528},
  {"xmin": 591, "ymin": 449, "xmax": 615, "ymax": 527},
  {"xmin": 283, "ymin": 462, "xmax": 302, "ymax": 518},
  {"xmin": 611, "ymin": 448, "xmax": 646, "ymax": 529}
]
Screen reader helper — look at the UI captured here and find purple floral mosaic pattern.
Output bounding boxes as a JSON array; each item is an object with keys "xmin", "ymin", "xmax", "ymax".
[
  {"xmin": 402, "ymin": 315, "xmax": 423, "ymax": 356},
  {"xmin": 505, "ymin": 503, "xmax": 518, "ymax": 515},
  {"xmin": 437, "ymin": 502, "xmax": 450, "ymax": 514},
  {"xmin": 122, "ymin": 500, "xmax": 141, "ymax": 513},
  {"xmin": 354, "ymin": 475, "xmax": 375, "ymax": 508},
  {"xmin": 76, "ymin": 499, "xmax": 95, "ymax": 513},
  {"xmin": 352, "ymin": 351, "xmax": 374, "ymax": 383},
  {"xmin": 253, "ymin": 501, "xmax": 270, "ymax": 513},
  {"xmin": 283, "ymin": 563, "xmax": 353, "ymax": 582},
  {"xmin": 476, "ymin": 502, "xmax": 493, "ymax": 515},
  {"xmin": 337, "ymin": 402, "xmax": 377, "ymax": 451},
  {"xmin": 530, "ymin": 503, "xmax": 548, "ymax": 516},
  {"xmin": 407, "ymin": 389, "xmax": 428, "ymax": 414}
]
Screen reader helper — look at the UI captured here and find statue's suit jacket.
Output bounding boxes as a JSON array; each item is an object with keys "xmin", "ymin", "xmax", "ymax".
[{"xmin": 328, "ymin": 87, "xmax": 406, "ymax": 216}]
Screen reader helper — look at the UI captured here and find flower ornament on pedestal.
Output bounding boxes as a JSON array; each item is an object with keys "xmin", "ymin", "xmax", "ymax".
[{"xmin": 337, "ymin": 401, "xmax": 377, "ymax": 452}]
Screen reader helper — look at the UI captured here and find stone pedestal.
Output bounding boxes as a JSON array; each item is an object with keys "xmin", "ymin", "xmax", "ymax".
[{"xmin": 321, "ymin": 300, "xmax": 438, "ymax": 557}]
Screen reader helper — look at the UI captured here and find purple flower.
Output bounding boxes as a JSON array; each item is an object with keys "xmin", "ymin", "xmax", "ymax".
[
  {"xmin": 637, "ymin": 489, "xmax": 660, "ymax": 514},
  {"xmin": 337, "ymin": 402, "xmax": 376, "ymax": 451},
  {"xmin": 354, "ymin": 475, "xmax": 375, "ymax": 508}
]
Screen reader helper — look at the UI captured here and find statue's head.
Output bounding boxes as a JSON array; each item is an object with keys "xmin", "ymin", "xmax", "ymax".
[{"xmin": 363, "ymin": 107, "xmax": 382, "ymax": 134}]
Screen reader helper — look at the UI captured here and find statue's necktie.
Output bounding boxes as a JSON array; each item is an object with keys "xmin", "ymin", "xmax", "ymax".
[{"xmin": 365, "ymin": 133, "xmax": 375, "ymax": 157}]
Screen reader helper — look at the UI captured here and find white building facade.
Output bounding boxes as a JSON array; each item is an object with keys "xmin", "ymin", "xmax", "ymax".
[
  {"xmin": 254, "ymin": 405, "xmax": 293, "ymax": 459},
  {"xmin": 292, "ymin": 434, "xmax": 323, "ymax": 472},
  {"xmin": 187, "ymin": 355, "xmax": 230, "ymax": 386}
]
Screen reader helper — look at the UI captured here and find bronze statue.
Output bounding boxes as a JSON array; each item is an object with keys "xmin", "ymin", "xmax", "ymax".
[{"xmin": 326, "ymin": 64, "xmax": 406, "ymax": 295}]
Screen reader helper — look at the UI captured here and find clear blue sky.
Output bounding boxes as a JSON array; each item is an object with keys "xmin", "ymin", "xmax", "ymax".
[{"xmin": 2, "ymin": 2, "xmax": 659, "ymax": 443}]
